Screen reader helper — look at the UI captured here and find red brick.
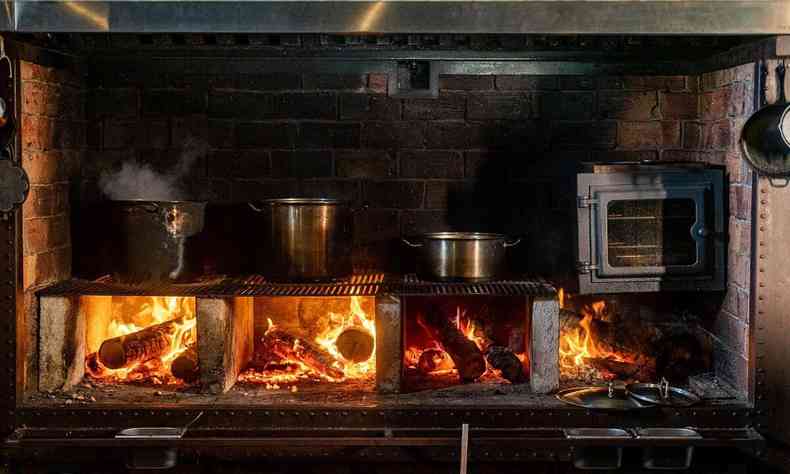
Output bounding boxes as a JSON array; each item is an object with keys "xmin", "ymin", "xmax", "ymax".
[
  {"xmin": 730, "ymin": 216, "xmax": 752, "ymax": 259},
  {"xmin": 661, "ymin": 92, "xmax": 697, "ymax": 119},
  {"xmin": 403, "ymin": 94, "xmax": 466, "ymax": 120},
  {"xmin": 729, "ymin": 251, "xmax": 751, "ymax": 290},
  {"xmin": 298, "ymin": 122, "xmax": 361, "ymax": 148},
  {"xmin": 623, "ymin": 76, "xmax": 688, "ymax": 91},
  {"xmin": 592, "ymin": 150, "xmax": 658, "ymax": 162},
  {"xmin": 661, "ymin": 149, "xmax": 726, "ymax": 165},
  {"xmin": 727, "ymin": 148, "xmax": 752, "ymax": 184},
  {"xmin": 20, "ymin": 61, "xmax": 81, "ymax": 86},
  {"xmin": 22, "ymin": 150, "xmax": 75, "ymax": 185},
  {"xmin": 363, "ymin": 181, "xmax": 425, "ymax": 208},
  {"xmin": 468, "ymin": 93, "xmax": 536, "ymax": 120},
  {"xmin": 335, "ymin": 151, "xmax": 396, "ymax": 178},
  {"xmin": 339, "ymin": 94, "xmax": 401, "ymax": 121},
  {"xmin": 237, "ymin": 122, "xmax": 296, "ymax": 148},
  {"xmin": 354, "ymin": 209, "xmax": 400, "ymax": 245},
  {"xmin": 618, "ymin": 121, "xmax": 680, "ymax": 149},
  {"xmin": 495, "ymin": 75, "xmax": 558, "ymax": 91},
  {"xmin": 368, "ymin": 73, "xmax": 389, "ymax": 94},
  {"xmin": 730, "ymin": 185, "xmax": 753, "ymax": 220},
  {"xmin": 270, "ymin": 150, "xmax": 332, "ymax": 178},
  {"xmin": 362, "ymin": 122, "xmax": 426, "ymax": 148},
  {"xmin": 21, "ymin": 114, "xmax": 53, "ymax": 151},
  {"xmin": 22, "ymin": 82, "xmax": 61, "ymax": 117},
  {"xmin": 439, "ymin": 75, "xmax": 494, "ymax": 91},
  {"xmin": 703, "ymin": 120, "xmax": 733, "ymax": 150},
  {"xmin": 22, "ymin": 246, "xmax": 71, "ymax": 291},
  {"xmin": 683, "ymin": 122, "xmax": 704, "ymax": 149},
  {"xmin": 22, "ymin": 184, "xmax": 69, "ymax": 218},
  {"xmin": 171, "ymin": 116, "xmax": 208, "ymax": 146},
  {"xmin": 142, "ymin": 89, "xmax": 205, "ymax": 116},
  {"xmin": 712, "ymin": 311, "xmax": 748, "ymax": 357},
  {"xmin": 400, "ymin": 150, "xmax": 463, "ymax": 178},
  {"xmin": 598, "ymin": 91, "xmax": 658, "ymax": 120},
  {"xmin": 303, "ymin": 74, "xmax": 367, "ymax": 91},
  {"xmin": 23, "ymin": 215, "xmax": 70, "ymax": 256},
  {"xmin": 700, "ymin": 86, "xmax": 733, "ymax": 119}
]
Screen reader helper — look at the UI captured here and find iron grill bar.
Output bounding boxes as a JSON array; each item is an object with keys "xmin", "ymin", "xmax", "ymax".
[{"xmin": 36, "ymin": 274, "xmax": 556, "ymax": 298}]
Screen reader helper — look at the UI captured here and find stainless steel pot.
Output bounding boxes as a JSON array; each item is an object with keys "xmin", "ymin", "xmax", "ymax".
[
  {"xmin": 250, "ymin": 198, "xmax": 353, "ymax": 282},
  {"xmin": 109, "ymin": 200, "xmax": 207, "ymax": 283},
  {"xmin": 402, "ymin": 232, "xmax": 521, "ymax": 282}
]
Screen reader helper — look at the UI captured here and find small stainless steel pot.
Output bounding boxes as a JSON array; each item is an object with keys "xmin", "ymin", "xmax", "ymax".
[
  {"xmin": 402, "ymin": 232, "xmax": 521, "ymax": 282},
  {"xmin": 250, "ymin": 198, "xmax": 353, "ymax": 282}
]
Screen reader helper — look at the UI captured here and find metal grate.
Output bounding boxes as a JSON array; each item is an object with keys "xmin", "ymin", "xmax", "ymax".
[
  {"xmin": 382, "ymin": 274, "xmax": 556, "ymax": 297},
  {"xmin": 37, "ymin": 274, "xmax": 554, "ymax": 298}
]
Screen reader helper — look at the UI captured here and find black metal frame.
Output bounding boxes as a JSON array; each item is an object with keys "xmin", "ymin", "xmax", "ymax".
[{"xmin": 0, "ymin": 35, "xmax": 773, "ymax": 464}]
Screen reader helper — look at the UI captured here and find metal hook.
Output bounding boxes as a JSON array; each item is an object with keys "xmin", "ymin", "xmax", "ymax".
[
  {"xmin": 0, "ymin": 36, "xmax": 11, "ymax": 79},
  {"xmin": 660, "ymin": 377, "xmax": 670, "ymax": 400}
]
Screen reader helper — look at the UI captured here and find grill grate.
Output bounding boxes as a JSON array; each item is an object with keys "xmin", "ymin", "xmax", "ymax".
[{"xmin": 37, "ymin": 274, "xmax": 555, "ymax": 298}]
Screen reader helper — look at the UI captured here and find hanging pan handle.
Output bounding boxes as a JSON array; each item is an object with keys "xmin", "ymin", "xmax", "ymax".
[
  {"xmin": 248, "ymin": 202, "xmax": 266, "ymax": 213},
  {"xmin": 401, "ymin": 237, "xmax": 423, "ymax": 248},
  {"xmin": 503, "ymin": 237, "xmax": 522, "ymax": 248}
]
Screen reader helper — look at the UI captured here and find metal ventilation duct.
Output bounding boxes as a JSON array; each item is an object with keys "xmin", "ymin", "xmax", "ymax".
[{"xmin": 1, "ymin": 1, "xmax": 789, "ymax": 34}]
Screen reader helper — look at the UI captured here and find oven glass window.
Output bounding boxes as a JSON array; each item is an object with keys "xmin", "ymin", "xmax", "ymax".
[{"xmin": 606, "ymin": 198, "xmax": 697, "ymax": 267}]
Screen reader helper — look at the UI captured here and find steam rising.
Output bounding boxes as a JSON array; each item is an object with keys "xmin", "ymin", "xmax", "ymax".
[{"xmin": 99, "ymin": 137, "xmax": 209, "ymax": 201}]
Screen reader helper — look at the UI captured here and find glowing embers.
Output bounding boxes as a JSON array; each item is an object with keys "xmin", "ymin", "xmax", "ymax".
[
  {"xmin": 85, "ymin": 296, "xmax": 197, "ymax": 386},
  {"xmin": 238, "ymin": 296, "xmax": 376, "ymax": 390},
  {"xmin": 403, "ymin": 297, "xmax": 528, "ymax": 392}
]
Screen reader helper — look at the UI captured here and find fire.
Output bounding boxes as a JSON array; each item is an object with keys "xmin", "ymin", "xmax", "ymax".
[
  {"xmin": 85, "ymin": 296, "xmax": 196, "ymax": 385},
  {"xmin": 559, "ymin": 299, "xmax": 633, "ymax": 380},
  {"xmin": 240, "ymin": 296, "xmax": 376, "ymax": 387}
]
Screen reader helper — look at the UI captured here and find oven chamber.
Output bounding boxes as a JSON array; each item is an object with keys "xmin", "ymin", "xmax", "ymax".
[
  {"xmin": 576, "ymin": 163, "xmax": 726, "ymax": 294},
  {"xmin": 0, "ymin": 26, "xmax": 784, "ymax": 468}
]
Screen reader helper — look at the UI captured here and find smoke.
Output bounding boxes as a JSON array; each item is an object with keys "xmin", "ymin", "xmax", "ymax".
[{"xmin": 99, "ymin": 136, "xmax": 209, "ymax": 201}]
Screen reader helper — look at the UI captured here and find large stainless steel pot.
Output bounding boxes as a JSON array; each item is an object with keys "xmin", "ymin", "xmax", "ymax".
[
  {"xmin": 250, "ymin": 198, "xmax": 353, "ymax": 282},
  {"xmin": 109, "ymin": 200, "xmax": 206, "ymax": 283},
  {"xmin": 402, "ymin": 232, "xmax": 521, "ymax": 282}
]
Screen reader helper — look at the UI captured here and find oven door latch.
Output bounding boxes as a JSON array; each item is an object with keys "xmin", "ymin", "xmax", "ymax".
[
  {"xmin": 577, "ymin": 195, "xmax": 599, "ymax": 208},
  {"xmin": 576, "ymin": 261, "xmax": 600, "ymax": 274}
]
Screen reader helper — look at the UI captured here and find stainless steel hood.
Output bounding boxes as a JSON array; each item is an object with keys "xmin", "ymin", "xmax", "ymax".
[{"xmin": 2, "ymin": 0, "xmax": 789, "ymax": 34}]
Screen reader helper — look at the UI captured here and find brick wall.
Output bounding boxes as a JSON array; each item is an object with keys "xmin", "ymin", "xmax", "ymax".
[
  {"xmin": 19, "ymin": 59, "xmax": 87, "ymax": 392},
  {"xmin": 81, "ymin": 59, "xmax": 703, "ymax": 275}
]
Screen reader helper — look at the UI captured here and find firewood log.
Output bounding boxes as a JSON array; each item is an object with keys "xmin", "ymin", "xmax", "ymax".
[
  {"xmin": 171, "ymin": 346, "xmax": 199, "ymax": 383},
  {"xmin": 335, "ymin": 327, "xmax": 375, "ymax": 363},
  {"xmin": 419, "ymin": 306, "xmax": 486, "ymax": 382},
  {"xmin": 263, "ymin": 328, "xmax": 345, "ymax": 380},
  {"xmin": 417, "ymin": 348, "xmax": 455, "ymax": 374},
  {"xmin": 98, "ymin": 318, "xmax": 183, "ymax": 369},
  {"xmin": 486, "ymin": 346, "xmax": 526, "ymax": 383}
]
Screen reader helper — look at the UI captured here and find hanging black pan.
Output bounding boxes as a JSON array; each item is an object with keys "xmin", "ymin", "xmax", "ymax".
[{"xmin": 741, "ymin": 63, "xmax": 790, "ymax": 184}]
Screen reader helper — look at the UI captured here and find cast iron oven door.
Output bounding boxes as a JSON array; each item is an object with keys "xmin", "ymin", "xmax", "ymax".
[{"xmin": 576, "ymin": 168, "xmax": 725, "ymax": 294}]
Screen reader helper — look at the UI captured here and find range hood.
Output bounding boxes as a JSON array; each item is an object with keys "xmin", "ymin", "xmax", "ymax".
[{"xmin": 1, "ymin": 0, "xmax": 789, "ymax": 34}]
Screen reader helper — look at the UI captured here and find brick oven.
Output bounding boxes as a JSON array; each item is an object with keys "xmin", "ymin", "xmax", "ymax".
[{"xmin": 1, "ymin": 2, "xmax": 790, "ymax": 471}]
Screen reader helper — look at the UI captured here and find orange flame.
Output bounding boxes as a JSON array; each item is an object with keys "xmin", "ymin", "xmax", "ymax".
[{"xmin": 86, "ymin": 296, "xmax": 196, "ymax": 385}]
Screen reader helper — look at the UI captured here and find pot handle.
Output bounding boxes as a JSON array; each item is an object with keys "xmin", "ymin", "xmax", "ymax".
[
  {"xmin": 138, "ymin": 202, "xmax": 160, "ymax": 213},
  {"xmin": 503, "ymin": 237, "xmax": 522, "ymax": 248},
  {"xmin": 248, "ymin": 202, "xmax": 265, "ymax": 213},
  {"xmin": 401, "ymin": 237, "xmax": 423, "ymax": 248}
]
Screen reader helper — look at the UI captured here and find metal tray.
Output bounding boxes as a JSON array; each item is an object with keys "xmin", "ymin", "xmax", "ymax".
[
  {"xmin": 635, "ymin": 428, "xmax": 702, "ymax": 440},
  {"xmin": 115, "ymin": 427, "xmax": 185, "ymax": 439},
  {"xmin": 556, "ymin": 385, "xmax": 653, "ymax": 411},
  {"xmin": 564, "ymin": 428, "xmax": 632, "ymax": 440}
]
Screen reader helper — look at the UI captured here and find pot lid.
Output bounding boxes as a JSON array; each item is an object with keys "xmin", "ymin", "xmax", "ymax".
[
  {"xmin": 419, "ymin": 232, "xmax": 509, "ymax": 240},
  {"xmin": 556, "ymin": 384, "xmax": 653, "ymax": 411},
  {"xmin": 626, "ymin": 378, "xmax": 701, "ymax": 407}
]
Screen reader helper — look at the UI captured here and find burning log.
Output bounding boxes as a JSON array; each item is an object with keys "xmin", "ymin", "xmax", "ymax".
[
  {"xmin": 171, "ymin": 345, "xmax": 199, "ymax": 383},
  {"xmin": 417, "ymin": 348, "xmax": 455, "ymax": 374},
  {"xmin": 263, "ymin": 328, "xmax": 345, "ymax": 380},
  {"xmin": 485, "ymin": 346, "xmax": 526, "ymax": 383},
  {"xmin": 586, "ymin": 357, "xmax": 655, "ymax": 381},
  {"xmin": 419, "ymin": 306, "xmax": 486, "ymax": 382},
  {"xmin": 335, "ymin": 327, "xmax": 375, "ymax": 363},
  {"xmin": 98, "ymin": 318, "xmax": 183, "ymax": 369}
]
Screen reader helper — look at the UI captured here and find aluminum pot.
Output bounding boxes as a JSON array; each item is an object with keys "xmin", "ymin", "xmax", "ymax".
[
  {"xmin": 109, "ymin": 200, "xmax": 206, "ymax": 283},
  {"xmin": 402, "ymin": 232, "xmax": 521, "ymax": 282},
  {"xmin": 250, "ymin": 198, "xmax": 353, "ymax": 282}
]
